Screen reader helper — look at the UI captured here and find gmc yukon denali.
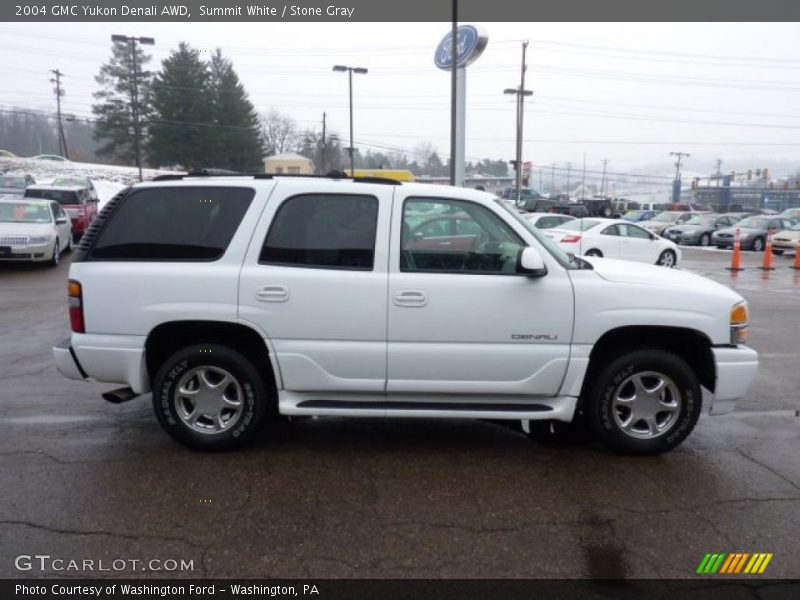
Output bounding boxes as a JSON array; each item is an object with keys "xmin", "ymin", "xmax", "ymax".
[{"xmin": 53, "ymin": 173, "xmax": 759, "ymax": 454}]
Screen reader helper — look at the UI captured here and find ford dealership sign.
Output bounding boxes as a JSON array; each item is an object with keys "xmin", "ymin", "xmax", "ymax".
[{"xmin": 434, "ymin": 25, "xmax": 488, "ymax": 70}]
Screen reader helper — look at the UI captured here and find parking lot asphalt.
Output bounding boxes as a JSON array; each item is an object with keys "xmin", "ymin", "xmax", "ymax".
[{"xmin": 0, "ymin": 248, "xmax": 798, "ymax": 579}]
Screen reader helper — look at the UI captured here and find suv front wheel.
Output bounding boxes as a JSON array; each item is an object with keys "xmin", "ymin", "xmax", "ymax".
[
  {"xmin": 585, "ymin": 349, "xmax": 701, "ymax": 454},
  {"xmin": 153, "ymin": 344, "xmax": 271, "ymax": 451}
]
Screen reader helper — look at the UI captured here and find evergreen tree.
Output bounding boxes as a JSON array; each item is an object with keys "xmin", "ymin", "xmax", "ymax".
[
  {"xmin": 147, "ymin": 42, "xmax": 213, "ymax": 169},
  {"xmin": 207, "ymin": 49, "xmax": 264, "ymax": 171},
  {"xmin": 92, "ymin": 41, "xmax": 152, "ymax": 164}
]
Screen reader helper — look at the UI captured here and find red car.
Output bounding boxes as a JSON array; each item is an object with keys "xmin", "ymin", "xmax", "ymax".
[{"xmin": 24, "ymin": 184, "xmax": 98, "ymax": 240}]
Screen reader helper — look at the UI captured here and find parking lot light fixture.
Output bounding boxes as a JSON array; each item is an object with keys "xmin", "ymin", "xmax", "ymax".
[{"xmin": 332, "ymin": 65, "xmax": 368, "ymax": 175}]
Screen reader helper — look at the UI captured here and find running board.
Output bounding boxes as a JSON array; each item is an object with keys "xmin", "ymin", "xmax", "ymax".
[{"xmin": 296, "ymin": 400, "xmax": 553, "ymax": 412}]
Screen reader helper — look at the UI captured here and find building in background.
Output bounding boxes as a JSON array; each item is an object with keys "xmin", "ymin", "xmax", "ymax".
[{"xmin": 264, "ymin": 153, "xmax": 314, "ymax": 175}]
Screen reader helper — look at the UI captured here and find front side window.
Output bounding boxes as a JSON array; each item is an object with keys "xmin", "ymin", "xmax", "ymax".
[
  {"xmin": 91, "ymin": 186, "xmax": 254, "ymax": 261},
  {"xmin": 260, "ymin": 194, "xmax": 378, "ymax": 270},
  {"xmin": 402, "ymin": 198, "xmax": 524, "ymax": 274}
]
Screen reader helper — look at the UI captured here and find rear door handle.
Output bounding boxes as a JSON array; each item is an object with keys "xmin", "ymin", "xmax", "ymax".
[
  {"xmin": 256, "ymin": 285, "xmax": 289, "ymax": 302},
  {"xmin": 393, "ymin": 290, "xmax": 427, "ymax": 307}
]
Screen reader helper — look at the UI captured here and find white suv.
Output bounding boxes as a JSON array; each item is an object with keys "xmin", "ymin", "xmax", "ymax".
[{"xmin": 53, "ymin": 173, "xmax": 758, "ymax": 454}]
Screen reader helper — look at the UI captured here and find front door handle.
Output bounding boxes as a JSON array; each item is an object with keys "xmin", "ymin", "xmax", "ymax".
[
  {"xmin": 256, "ymin": 285, "xmax": 289, "ymax": 302},
  {"xmin": 393, "ymin": 290, "xmax": 427, "ymax": 307}
]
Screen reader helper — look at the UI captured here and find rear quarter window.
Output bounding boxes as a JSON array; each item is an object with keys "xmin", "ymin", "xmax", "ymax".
[{"xmin": 90, "ymin": 186, "xmax": 254, "ymax": 261}]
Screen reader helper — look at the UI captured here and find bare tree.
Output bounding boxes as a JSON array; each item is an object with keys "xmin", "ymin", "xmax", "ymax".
[{"xmin": 260, "ymin": 110, "xmax": 299, "ymax": 156}]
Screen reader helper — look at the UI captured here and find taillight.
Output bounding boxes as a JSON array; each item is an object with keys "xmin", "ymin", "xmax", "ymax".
[
  {"xmin": 68, "ymin": 279, "xmax": 85, "ymax": 333},
  {"xmin": 561, "ymin": 234, "xmax": 582, "ymax": 243}
]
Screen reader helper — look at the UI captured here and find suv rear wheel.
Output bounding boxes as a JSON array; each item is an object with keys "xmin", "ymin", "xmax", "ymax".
[
  {"xmin": 584, "ymin": 349, "xmax": 701, "ymax": 454},
  {"xmin": 152, "ymin": 344, "xmax": 271, "ymax": 451}
]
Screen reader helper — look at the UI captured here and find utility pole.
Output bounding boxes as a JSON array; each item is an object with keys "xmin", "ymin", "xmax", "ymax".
[
  {"xmin": 112, "ymin": 34, "xmax": 155, "ymax": 182},
  {"xmin": 600, "ymin": 159, "xmax": 610, "ymax": 197},
  {"xmin": 320, "ymin": 112, "xmax": 327, "ymax": 174},
  {"xmin": 581, "ymin": 154, "xmax": 586, "ymax": 200},
  {"xmin": 566, "ymin": 161, "xmax": 572, "ymax": 197},
  {"xmin": 50, "ymin": 69, "xmax": 68, "ymax": 159},
  {"xmin": 503, "ymin": 41, "xmax": 532, "ymax": 202},
  {"xmin": 538, "ymin": 168, "xmax": 542, "ymax": 193},
  {"xmin": 670, "ymin": 151, "xmax": 690, "ymax": 202},
  {"xmin": 715, "ymin": 158, "xmax": 722, "ymax": 187},
  {"xmin": 550, "ymin": 163, "xmax": 555, "ymax": 192}
]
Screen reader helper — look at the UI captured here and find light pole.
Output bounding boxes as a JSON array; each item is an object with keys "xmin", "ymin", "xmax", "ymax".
[
  {"xmin": 333, "ymin": 65, "xmax": 368, "ymax": 176},
  {"xmin": 670, "ymin": 151, "xmax": 690, "ymax": 202},
  {"xmin": 112, "ymin": 34, "xmax": 154, "ymax": 182}
]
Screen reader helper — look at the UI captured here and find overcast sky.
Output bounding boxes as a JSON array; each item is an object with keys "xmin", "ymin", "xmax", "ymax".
[{"xmin": 2, "ymin": 21, "xmax": 800, "ymax": 178}]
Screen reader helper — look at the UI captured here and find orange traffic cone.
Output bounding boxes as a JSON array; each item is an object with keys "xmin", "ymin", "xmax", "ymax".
[
  {"xmin": 726, "ymin": 228, "xmax": 744, "ymax": 272},
  {"xmin": 759, "ymin": 230, "xmax": 775, "ymax": 271},
  {"xmin": 792, "ymin": 240, "xmax": 800, "ymax": 270}
]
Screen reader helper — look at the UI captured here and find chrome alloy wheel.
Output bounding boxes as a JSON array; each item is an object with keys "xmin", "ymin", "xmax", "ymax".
[
  {"xmin": 175, "ymin": 366, "xmax": 244, "ymax": 434},
  {"xmin": 611, "ymin": 371, "xmax": 681, "ymax": 439}
]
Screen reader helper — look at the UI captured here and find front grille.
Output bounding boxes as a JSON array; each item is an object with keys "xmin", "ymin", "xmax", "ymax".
[
  {"xmin": 0, "ymin": 236, "xmax": 29, "ymax": 246},
  {"xmin": 717, "ymin": 233, "xmax": 733, "ymax": 238}
]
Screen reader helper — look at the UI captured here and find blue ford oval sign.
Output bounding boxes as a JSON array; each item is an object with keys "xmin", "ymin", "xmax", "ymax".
[{"xmin": 434, "ymin": 25, "xmax": 488, "ymax": 70}]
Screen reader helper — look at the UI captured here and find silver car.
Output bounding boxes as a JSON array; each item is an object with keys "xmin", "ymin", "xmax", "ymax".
[{"xmin": 0, "ymin": 198, "xmax": 73, "ymax": 266}]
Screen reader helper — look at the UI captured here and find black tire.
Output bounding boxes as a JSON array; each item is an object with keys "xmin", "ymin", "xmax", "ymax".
[
  {"xmin": 49, "ymin": 240, "xmax": 60, "ymax": 267},
  {"xmin": 585, "ymin": 249, "xmax": 603, "ymax": 257},
  {"xmin": 152, "ymin": 344, "xmax": 272, "ymax": 451},
  {"xmin": 656, "ymin": 249, "xmax": 677, "ymax": 267},
  {"xmin": 699, "ymin": 233, "xmax": 711, "ymax": 247},
  {"xmin": 584, "ymin": 349, "xmax": 701, "ymax": 455},
  {"xmin": 65, "ymin": 235, "xmax": 73, "ymax": 253},
  {"xmin": 751, "ymin": 237, "xmax": 764, "ymax": 252}
]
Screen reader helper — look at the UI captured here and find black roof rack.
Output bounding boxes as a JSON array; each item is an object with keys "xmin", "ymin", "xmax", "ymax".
[{"xmin": 149, "ymin": 169, "xmax": 403, "ymax": 185}]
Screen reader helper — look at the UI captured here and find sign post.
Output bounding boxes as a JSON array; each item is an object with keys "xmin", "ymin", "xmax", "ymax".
[{"xmin": 435, "ymin": 24, "xmax": 488, "ymax": 188}]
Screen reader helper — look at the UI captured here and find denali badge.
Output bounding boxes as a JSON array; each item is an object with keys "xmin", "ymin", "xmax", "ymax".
[{"xmin": 511, "ymin": 334, "xmax": 558, "ymax": 341}]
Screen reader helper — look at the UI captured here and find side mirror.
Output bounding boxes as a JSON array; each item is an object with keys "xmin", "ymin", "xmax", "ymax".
[
  {"xmin": 56, "ymin": 217, "xmax": 68, "ymax": 224},
  {"xmin": 517, "ymin": 247, "xmax": 547, "ymax": 277}
]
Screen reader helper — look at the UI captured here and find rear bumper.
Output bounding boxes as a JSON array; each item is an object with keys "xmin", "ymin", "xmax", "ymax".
[
  {"xmin": 710, "ymin": 345, "xmax": 759, "ymax": 415},
  {"xmin": 53, "ymin": 338, "xmax": 87, "ymax": 380},
  {"xmin": 52, "ymin": 334, "xmax": 149, "ymax": 393}
]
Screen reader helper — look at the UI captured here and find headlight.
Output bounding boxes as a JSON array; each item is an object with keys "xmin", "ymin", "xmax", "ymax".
[
  {"xmin": 28, "ymin": 236, "xmax": 51, "ymax": 244},
  {"xmin": 730, "ymin": 301, "xmax": 748, "ymax": 345}
]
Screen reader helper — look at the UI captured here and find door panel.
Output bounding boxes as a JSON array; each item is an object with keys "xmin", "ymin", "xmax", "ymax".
[
  {"xmin": 388, "ymin": 196, "xmax": 573, "ymax": 397},
  {"xmin": 239, "ymin": 184, "xmax": 394, "ymax": 393}
]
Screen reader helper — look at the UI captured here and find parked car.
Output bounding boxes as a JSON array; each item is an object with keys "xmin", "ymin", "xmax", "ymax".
[
  {"xmin": 780, "ymin": 207, "xmax": 800, "ymax": 220},
  {"xmin": 52, "ymin": 176, "xmax": 99, "ymax": 202},
  {"xmin": 0, "ymin": 198, "xmax": 72, "ymax": 265},
  {"xmin": 24, "ymin": 184, "xmax": 99, "ymax": 240},
  {"xmin": 637, "ymin": 201, "xmax": 667, "ymax": 213},
  {"xmin": 545, "ymin": 218, "xmax": 681, "ymax": 267},
  {"xmin": 771, "ymin": 223, "xmax": 800, "ymax": 255},
  {"xmin": 663, "ymin": 214, "xmax": 742, "ymax": 247},
  {"xmin": 31, "ymin": 154, "xmax": 68, "ymax": 162},
  {"xmin": 52, "ymin": 174, "xmax": 757, "ymax": 455},
  {"xmin": 0, "ymin": 149, "xmax": 17, "ymax": 158},
  {"xmin": 712, "ymin": 216, "xmax": 797, "ymax": 251},
  {"xmin": 0, "ymin": 174, "xmax": 36, "ymax": 196},
  {"xmin": 639, "ymin": 211, "xmax": 694, "ymax": 236},
  {"xmin": 621, "ymin": 209, "xmax": 657, "ymax": 223},
  {"xmin": 523, "ymin": 212, "xmax": 576, "ymax": 230}
]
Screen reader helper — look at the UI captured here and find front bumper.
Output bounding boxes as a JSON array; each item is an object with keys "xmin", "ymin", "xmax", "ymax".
[
  {"xmin": 0, "ymin": 241, "xmax": 52, "ymax": 261},
  {"xmin": 709, "ymin": 345, "xmax": 759, "ymax": 415}
]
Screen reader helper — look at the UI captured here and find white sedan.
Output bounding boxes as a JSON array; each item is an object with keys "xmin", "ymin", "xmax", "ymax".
[
  {"xmin": 545, "ymin": 218, "xmax": 681, "ymax": 267},
  {"xmin": 0, "ymin": 198, "xmax": 73, "ymax": 266},
  {"xmin": 522, "ymin": 212, "xmax": 576, "ymax": 230}
]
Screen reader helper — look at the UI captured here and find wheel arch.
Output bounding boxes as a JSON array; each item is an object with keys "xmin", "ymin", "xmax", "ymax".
[
  {"xmin": 144, "ymin": 320, "xmax": 277, "ymax": 396},
  {"xmin": 579, "ymin": 325, "xmax": 715, "ymax": 406}
]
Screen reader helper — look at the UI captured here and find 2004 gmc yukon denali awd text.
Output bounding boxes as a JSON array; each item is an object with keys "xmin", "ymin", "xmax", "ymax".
[{"xmin": 52, "ymin": 173, "xmax": 759, "ymax": 454}]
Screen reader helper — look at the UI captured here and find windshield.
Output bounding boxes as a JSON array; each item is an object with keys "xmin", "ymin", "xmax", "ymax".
[
  {"xmin": 0, "ymin": 176, "xmax": 26, "ymax": 188},
  {"xmin": 737, "ymin": 217, "xmax": 769, "ymax": 228},
  {"xmin": 684, "ymin": 215, "xmax": 716, "ymax": 225},
  {"xmin": 559, "ymin": 218, "xmax": 601, "ymax": 232},
  {"xmin": 24, "ymin": 188, "xmax": 80, "ymax": 205},
  {"xmin": 495, "ymin": 198, "xmax": 572, "ymax": 267},
  {"xmin": 652, "ymin": 212, "xmax": 679, "ymax": 222},
  {"xmin": 0, "ymin": 202, "xmax": 52, "ymax": 223}
]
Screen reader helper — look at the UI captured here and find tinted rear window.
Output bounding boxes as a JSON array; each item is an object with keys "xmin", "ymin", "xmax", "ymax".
[
  {"xmin": 91, "ymin": 187, "xmax": 254, "ymax": 261},
  {"xmin": 260, "ymin": 194, "xmax": 378, "ymax": 270},
  {"xmin": 24, "ymin": 188, "xmax": 79, "ymax": 205}
]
